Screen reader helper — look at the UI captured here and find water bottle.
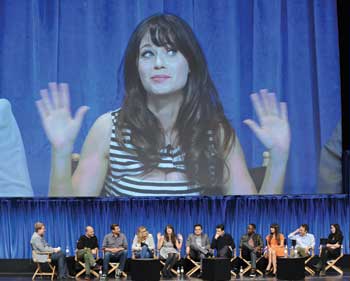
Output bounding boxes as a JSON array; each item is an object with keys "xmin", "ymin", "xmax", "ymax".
[
  {"xmin": 180, "ymin": 266, "xmax": 184, "ymax": 279},
  {"xmin": 177, "ymin": 266, "xmax": 180, "ymax": 275},
  {"xmin": 284, "ymin": 245, "xmax": 288, "ymax": 258},
  {"xmin": 239, "ymin": 266, "xmax": 243, "ymax": 277},
  {"xmin": 65, "ymin": 246, "xmax": 70, "ymax": 257},
  {"xmin": 293, "ymin": 247, "xmax": 298, "ymax": 258}
]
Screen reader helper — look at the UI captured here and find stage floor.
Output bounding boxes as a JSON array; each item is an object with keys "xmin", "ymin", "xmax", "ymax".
[{"xmin": 0, "ymin": 276, "xmax": 350, "ymax": 281}]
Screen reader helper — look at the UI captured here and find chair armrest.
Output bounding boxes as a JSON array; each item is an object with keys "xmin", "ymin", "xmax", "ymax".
[{"xmin": 34, "ymin": 251, "xmax": 53, "ymax": 255}]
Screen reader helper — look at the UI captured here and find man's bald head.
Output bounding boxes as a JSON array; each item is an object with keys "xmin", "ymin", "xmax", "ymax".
[{"xmin": 85, "ymin": 226, "xmax": 95, "ymax": 238}]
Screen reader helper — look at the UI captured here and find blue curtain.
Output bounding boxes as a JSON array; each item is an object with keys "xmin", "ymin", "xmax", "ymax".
[
  {"xmin": 0, "ymin": 195, "xmax": 348, "ymax": 258},
  {"xmin": 0, "ymin": 0, "xmax": 341, "ymax": 195}
]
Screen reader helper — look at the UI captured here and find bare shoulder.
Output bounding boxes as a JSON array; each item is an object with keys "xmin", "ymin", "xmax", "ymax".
[
  {"xmin": 83, "ymin": 112, "xmax": 114, "ymax": 156},
  {"xmin": 92, "ymin": 112, "xmax": 113, "ymax": 133}
]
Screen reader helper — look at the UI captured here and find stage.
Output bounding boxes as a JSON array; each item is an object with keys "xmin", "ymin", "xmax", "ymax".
[{"xmin": 0, "ymin": 275, "xmax": 349, "ymax": 280}]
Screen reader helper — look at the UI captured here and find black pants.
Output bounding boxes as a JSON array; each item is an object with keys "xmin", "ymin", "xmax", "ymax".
[{"xmin": 319, "ymin": 246, "xmax": 340, "ymax": 270}]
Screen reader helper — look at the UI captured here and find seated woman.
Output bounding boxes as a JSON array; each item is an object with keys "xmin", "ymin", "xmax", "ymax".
[
  {"xmin": 157, "ymin": 225, "xmax": 183, "ymax": 278},
  {"xmin": 315, "ymin": 224, "xmax": 343, "ymax": 276},
  {"xmin": 265, "ymin": 224, "xmax": 284, "ymax": 275},
  {"xmin": 132, "ymin": 226, "xmax": 155, "ymax": 258}
]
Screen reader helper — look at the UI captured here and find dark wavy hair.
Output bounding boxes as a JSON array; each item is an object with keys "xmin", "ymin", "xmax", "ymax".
[
  {"xmin": 163, "ymin": 224, "xmax": 177, "ymax": 247},
  {"xmin": 269, "ymin": 224, "xmax": 282, "ymax": 245},
  {"xmin": 116, "ymin": 14, "xmax": 235, "ymax": 194},
  {"xmin": 330, "ymin": 224, "xmax": 343, "ymax": 241}
]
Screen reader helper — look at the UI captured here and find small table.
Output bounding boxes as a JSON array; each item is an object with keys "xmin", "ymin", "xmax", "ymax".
[
  {"xmin": 130, "ymin": 259, "xmax": 161, "ymax": 281},
  {"xmin": 277, "ymin": 257, "xmax": 305, "ymax": 280},
  {"xmin": 202, "ymin": 258, "xmax": 231, "ymax": 281}
]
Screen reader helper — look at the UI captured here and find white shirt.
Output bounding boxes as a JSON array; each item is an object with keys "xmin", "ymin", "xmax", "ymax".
[{"xmin": 288, "ymin": 232, "xmax": 315, "ymax": 249}]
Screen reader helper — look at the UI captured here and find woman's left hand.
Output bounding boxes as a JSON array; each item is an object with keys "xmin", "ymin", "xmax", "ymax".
[{"xmin": 244, "ymin": 90, "xmax": 291, "ymax": 157}]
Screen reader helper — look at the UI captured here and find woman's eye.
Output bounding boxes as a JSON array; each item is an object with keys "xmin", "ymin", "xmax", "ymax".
[
  {"xmin": 141, "ymin": 50, "xmax": 154, "ymax": 58},
  {"xmin": 167, "ymin": 48, "xmax": 177, "ymax": 56}
]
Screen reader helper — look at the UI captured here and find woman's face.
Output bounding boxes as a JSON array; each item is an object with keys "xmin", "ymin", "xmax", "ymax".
[
  {"xmin": 138, "ymin": 33, "xmax": 190, "ymax": 96},
  {"xmin": 330, "ymin": 225, "xmax": 336, "ymax": 234},
  {"xmin": 270, "ymin": 227, "xmax": 275, "ymax": 234},
  {"xmin": 166, "ymin": 227, "xmax": 173, "ymax": 235}
]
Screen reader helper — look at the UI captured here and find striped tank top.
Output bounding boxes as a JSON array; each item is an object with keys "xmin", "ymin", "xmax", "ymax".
[{"xmin": 103, "ymin": 110, "xmax": 203, "ymax": 196}]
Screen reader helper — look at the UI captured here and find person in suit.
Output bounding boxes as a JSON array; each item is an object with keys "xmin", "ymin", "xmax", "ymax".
[
  {"xmin": 30, "ymin": 222, "xmax": 73, "ymax": 280},
  {"xmin": 186, "ymin": 224, "xmax": 211, "ymax": 260}
]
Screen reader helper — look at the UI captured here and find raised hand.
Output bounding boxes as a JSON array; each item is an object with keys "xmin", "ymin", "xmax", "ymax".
[
  {"xmin": 244, "ymin": 89, "xmax": 291, "ymax": 155},
  {"xmin": 36, "ymin": 82, "xmax": 89, "ymax": 151},
  {"xmin": 157, "ymin": 232, "xmax": 163, "ymax": 240}
]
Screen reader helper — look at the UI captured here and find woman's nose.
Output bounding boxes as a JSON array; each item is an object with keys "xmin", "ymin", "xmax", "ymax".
[{"xmin": 154, "ymin": 53, "xmax": 166, "ymax": 69}]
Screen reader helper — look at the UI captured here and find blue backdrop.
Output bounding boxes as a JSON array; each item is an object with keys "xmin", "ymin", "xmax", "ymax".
[
  {"xmin": 0, "ymin": 195, "xmax": 349, "ymax": 259},
  {"xmin": 0, "ymin": 0, "xmax": 341, "ymax": 195}
]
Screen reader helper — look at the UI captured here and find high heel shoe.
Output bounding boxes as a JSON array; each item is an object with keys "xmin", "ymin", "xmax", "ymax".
[{"xmin": 265, "ymin": 268, "xmax": 273, "ymax": 275}]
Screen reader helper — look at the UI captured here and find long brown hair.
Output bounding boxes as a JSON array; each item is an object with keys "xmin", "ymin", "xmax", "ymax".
[
  {"xmin": 163, "ymin": 224, "xmax": 177, "ymax": 247},
  {"xmin": 116, "ymin": 14, "xmax": 235, "ymax": 194},
  {"xmin": 268, "ymin": 224, "xmax": 282, "ymax": 245}
]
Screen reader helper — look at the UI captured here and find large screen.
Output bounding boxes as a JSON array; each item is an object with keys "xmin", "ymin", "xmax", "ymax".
[{"xmin": 0, "ymin": 1, "xmax": 343, "ymax": 197}]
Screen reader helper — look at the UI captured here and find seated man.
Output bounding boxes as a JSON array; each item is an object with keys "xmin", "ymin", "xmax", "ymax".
[
  {"xmin": 210, "ymin": 224, "xmax": 235, "ymax": 258},
  {"xmin": 77, "ymin": 226, "xmax": 99, "ymax": 280},
  {"xmin": 186, "ymin": 224, "xmax": 211, "ymax": 275},
  {"xmin": 240, "ymin": 223, "xmax": 263, "ymax": 277},
  {"xmin": 0, "ymin": 99, "xmax": 33, "ymax": 196},
  {"xmin": 102, "ymin": 224, "xmax": 128, "ymax": 278},
  {"xmin": 30, "ymin": 222, "xmax": 73, "ymax": 280},
  {"xmin": 288, "ymin": 224, "xmax": 315, "ymax": 257}
]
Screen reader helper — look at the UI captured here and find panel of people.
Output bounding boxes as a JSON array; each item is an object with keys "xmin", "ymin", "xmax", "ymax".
[{"xmin": 30, "ymin": 222, "xmax": 344, "ymax": 280}]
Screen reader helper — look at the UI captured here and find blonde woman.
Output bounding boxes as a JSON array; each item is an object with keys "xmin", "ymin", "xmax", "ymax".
[{"xmin": 132, "ymin": 226, "xmax": 155, "ymax": 258}]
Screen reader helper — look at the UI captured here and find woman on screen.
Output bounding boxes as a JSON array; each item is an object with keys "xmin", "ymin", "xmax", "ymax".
[{"xmin": 36, "ymin": 14, "xmax": 290, "ymax": 197}]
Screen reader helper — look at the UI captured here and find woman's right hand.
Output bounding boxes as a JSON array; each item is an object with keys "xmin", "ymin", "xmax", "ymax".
[{"xmin": 36, "ymin": 82, "xmax": 89, "ymax": 151}]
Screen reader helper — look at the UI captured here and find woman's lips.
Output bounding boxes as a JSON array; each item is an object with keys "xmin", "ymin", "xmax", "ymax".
[{"xmin": 151, "ymin": 75, "xmax": 171, "ymax": 83}]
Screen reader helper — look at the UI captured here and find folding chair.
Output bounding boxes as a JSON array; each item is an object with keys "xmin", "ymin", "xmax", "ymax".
[
  {"xmin": 159, "ymin": 256, "xmax": 180, "ymax": 276},
  {"xmin": 304, "ymin": 247, "xmax": 315, "ymax": 276},
  {"xmin": 102, "ymin": 250, "xmax": 127, "ymax": 278},
  {"xmin": 186, "ymin": 255, "xmax": 201, "ymax": 277},
  {"xmin": 324, "ymin": 245, "xmax": 344, "ymax": 275},
  {"xmin": 230, "ymin": 247, "xmax": 237, "ymax": 277},
  {"xmin": 239, "ymin": 247, "xmax": 264, "ymax": 276},
  {"xmin": 31, "ymin": 250, "xmax": 56, "ymax": 281},
  {"xmin": 75, "ymin": 248, "xmax": 100, "ymax": 278}
]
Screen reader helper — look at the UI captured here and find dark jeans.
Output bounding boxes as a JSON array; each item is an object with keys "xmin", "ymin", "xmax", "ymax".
[
  {"xmin": 103, "ymin": 250, "xmax": 128, "ymax": 274},
  {"xmin": 51, "ymin": 251, "xmax": 69, "ymax": 278},
  {"xmin": 217, "ymin": 245, "xmax": 232, "ymax": 258},
  {"xmin": 242, "ymin": 247, "xmax": 261, "ymax": 269},
  {"xmin": 134, "ymin": 245, "xmax": 152, "ymax": 258}
]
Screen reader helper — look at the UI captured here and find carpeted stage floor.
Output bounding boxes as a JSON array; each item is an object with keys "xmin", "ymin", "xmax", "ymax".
[{"xmin": 0, "ymin": 275, "xmax": 349, "ymax": 281}]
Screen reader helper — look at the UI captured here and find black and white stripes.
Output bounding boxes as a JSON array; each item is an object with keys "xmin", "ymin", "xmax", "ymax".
[{"xmin": 103, "ymin": 110, "xmax": 202, "ymax": 196}]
